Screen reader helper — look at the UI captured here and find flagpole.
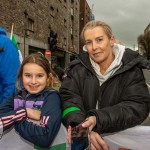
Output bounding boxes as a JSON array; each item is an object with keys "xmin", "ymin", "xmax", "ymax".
[{"xmin": 10, "ymin": 23, "xmax": 14, "ymax": 40}]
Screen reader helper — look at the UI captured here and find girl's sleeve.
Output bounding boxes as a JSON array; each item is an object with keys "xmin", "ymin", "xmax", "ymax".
[
  {"xmin": 14, "ymin": 92, "xmax": 62, "ymax": 148},
  {"xmin": 0, "ymin": 94, "xmax": 26, "ymax": 133}
]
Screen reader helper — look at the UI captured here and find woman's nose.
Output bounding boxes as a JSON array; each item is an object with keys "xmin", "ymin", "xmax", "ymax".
[{"xmin": 92, "ymin": 41, "xmax": 98, "ymax": 50}]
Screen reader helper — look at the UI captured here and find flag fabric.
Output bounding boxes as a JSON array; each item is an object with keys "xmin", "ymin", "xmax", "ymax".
[
  {"xmin": 0, "ymin": 124, "xmax": 68, "ymax": 150},
  {"xmin": 11, "ymin": 33, "xmax": 19, "ymax": 49},
  {"xmin": 10, "ymin": 23, "xmax": 23, "ymax": 63}
]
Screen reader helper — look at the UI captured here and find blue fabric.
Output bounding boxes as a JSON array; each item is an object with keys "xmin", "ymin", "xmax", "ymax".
[
  {"xmin": 71, "ymin": 137, "xmax": 89, "ymax": 150},
  {"xmin": 0, "ymin": 26, "xmax": 20, "ymax": 104}
]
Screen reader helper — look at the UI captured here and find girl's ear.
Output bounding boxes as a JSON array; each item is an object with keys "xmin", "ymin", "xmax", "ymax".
[
  {"xmin": 49, "ymin": 73, "xmax": 53, "ymax": 79},
  {"xmin": 46, "ymin": 73, "xmax": 52, "ymax": 87}
]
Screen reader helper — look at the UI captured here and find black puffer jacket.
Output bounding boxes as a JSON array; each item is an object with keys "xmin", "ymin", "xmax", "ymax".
[{"xmin": 59, "ymin": 49, "xmax": 150, "ymax": 134}]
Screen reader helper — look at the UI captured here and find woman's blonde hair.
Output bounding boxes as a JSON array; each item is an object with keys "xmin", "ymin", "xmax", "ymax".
[{"xmin": 81, "ymin": 20, "xmax": 113, "ymax": 41}]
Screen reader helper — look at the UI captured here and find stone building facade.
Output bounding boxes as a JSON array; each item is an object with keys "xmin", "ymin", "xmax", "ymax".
[
  {"xmin": 79, "ymin": 0, "xmax": 91, "ymax": 53},
  {"xmin": 0, "ymin": 0, "xmax": 80, "ymax": 68}
]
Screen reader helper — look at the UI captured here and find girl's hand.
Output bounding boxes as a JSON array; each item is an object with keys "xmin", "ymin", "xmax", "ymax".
[
  {"xmin": 26, "ymin": 108, "xmax": 41, "ymax": 121},
  {"xmin": 66, "ymin": 125, "xmax": 72, "ymax": 144}
]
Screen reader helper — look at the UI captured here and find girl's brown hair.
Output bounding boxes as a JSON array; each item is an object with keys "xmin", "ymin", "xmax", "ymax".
[{"xmin": 16, "ymin": 53, "xmax": 51, "ymax": 89}]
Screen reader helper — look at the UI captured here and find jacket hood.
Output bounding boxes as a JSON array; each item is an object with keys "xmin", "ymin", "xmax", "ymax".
[
  {"xmin": 80, "ymin": 48, "xmax": 150, "ymax": 71},
  {"xmin": 122, "ymin": 48, "xmax": 150, "ymax": 70},
  {"xmin": 0, "ymin": 27, "xmax": 7, "ymax": 35},
  {"xmin": 67, "ymin": 51, "xmax": 97, "ymax": 76},
  {"xmin": 68, "ymin": 48, "xmax": 150, "ymax": 77}
]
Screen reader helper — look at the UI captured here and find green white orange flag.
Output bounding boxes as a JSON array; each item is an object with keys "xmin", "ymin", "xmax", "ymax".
[{"xmin": 10, "ymin": 23, "xmax": 23, "ymax": 63}]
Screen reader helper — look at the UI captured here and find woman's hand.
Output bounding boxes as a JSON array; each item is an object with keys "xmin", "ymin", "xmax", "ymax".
[
  {"xmin": 26, "ymin": 108, "xmax": 41, "ymax": 121},
  {"xmin": 82, "ymin": 116, "xmax": 108, "ymax": 150},
  {"xmin": 82, "ymin": 116, "xmax": 97, "ymax": 132},
  {"xmin": 90, "ymin": 131, "xmax": 108, "ymax": 150}
]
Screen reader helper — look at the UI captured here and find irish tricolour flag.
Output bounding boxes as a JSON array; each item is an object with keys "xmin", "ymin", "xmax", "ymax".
[{"xmin": 10, "ymin": 23, "xmax": 23, "ymax": 63}]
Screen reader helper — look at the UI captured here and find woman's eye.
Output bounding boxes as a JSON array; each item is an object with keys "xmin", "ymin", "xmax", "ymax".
[
  {"xmin": 85, "ymin": 41, "xmax": 91, "ymax": 45},
  {"xmin": 97, "ymin": 39, "xmax": 102, "ymax": 43}
]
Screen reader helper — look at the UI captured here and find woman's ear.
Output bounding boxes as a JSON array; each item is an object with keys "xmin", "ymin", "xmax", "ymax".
[{"xmin": 110, "ymin": 35, "xmax": 115, "ymax": 47}]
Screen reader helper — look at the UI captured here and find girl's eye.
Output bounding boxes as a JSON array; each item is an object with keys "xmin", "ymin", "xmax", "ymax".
[
  {"xmin": 25, "ymin": 74, "xmax": 31, "ymax": 77},
  {"xmin": 37, "ymin": 74, "xmax": 43, "ymax": 78}
]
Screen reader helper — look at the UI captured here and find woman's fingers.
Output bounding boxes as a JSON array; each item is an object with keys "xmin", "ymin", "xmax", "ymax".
[
  {"xmin": 91, "ymin": 142, "xmax": 103, "ymax": 150},
  {"xmin": 90, "ymin": 131, "xmax": 108, "ymax": 150},
  {"xmin": 82, "ymin": 116, "xmax": 96, "ymax": 132}
]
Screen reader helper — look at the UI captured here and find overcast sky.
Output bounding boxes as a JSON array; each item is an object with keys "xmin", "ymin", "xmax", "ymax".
[{"xmin": 86, "ymin": 0, "xmax": 150, "ymax": 50}]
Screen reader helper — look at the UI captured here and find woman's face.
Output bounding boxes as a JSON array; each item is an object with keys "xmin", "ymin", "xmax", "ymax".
[
  {"xmin": 84, "ymin": 26, "xmax": 115, "ymax": 65},
  {"xmin": 22, "ymin": 63, "xmax": 49, "ymax": 94}
]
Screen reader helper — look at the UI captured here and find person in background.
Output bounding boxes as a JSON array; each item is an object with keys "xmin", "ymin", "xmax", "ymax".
[
  {"xmin": 0, "ymin": 26, "xmax": 20, "ymax": 104},
  {"xmin": 0, "ymin": 53, "xmax": 61, "ymax": 148},
  {"xmin": 52, "ymin": 64, "xmax": 65, "ymax": 82},
  {"xmin": 59, "ymin": 20, "xmax": 150, "ymax": 150}
]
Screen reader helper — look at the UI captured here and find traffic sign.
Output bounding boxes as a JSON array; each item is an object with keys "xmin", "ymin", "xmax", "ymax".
[{"xmin": 45, "ymin": 49, "xmax": 51, "ymax": 56}]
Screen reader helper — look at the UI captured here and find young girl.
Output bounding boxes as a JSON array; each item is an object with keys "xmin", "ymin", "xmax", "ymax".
[{"xmin": 0, "ymin": 53, "xmax": 61, "ymax": 148}]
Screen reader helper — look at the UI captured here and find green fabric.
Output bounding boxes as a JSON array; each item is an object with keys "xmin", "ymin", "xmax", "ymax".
[
  {"xmin": 62, "ymin": 106, "xmax": 80, "ymax": 118},
  {"xmin": 34, "ymin": 143, "xmax": 66, "ymax": 150},
  {"xmin": 11, "ymin": 34, "xmax": 18, "ymax": 49}
]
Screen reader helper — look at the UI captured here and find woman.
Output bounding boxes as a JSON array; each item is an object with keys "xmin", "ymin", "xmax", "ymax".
[{"xmin": 59, "ymin": 20, "xmax": 150, "ymax": 150}]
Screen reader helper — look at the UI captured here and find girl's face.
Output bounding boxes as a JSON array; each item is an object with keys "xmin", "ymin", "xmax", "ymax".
[
  {"xmin": 84, "ymin": 26, "xmax": 115, "ymax": 66},
  {"xmin": 22, "ymin": 63, "xmax": 49, "ymax": 94}
]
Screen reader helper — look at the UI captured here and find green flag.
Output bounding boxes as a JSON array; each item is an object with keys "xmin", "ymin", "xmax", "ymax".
[
  {"xmin": 10, "ymin": 23, "xmax": 23, "ymax": 63},
  {"xmin": 11, "ymin": 33, "xmax": 19, "ymax": 49},
  {"xmin": 34, "ymin": 143, "xmax": 66, "ymax": 150}
]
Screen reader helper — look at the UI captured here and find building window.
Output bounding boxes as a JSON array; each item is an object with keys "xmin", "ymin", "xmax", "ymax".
[
  {"xmin": 74, "ymin": 29, "xmax": 77, "ymax": 37},
  {"xmin": 30, "ymin": 0, "xmax": 35, "ymax": 3},
  {"xmin": 50, "ymin": 6, "xmax": 54, "ymax": 17},
  {"xmin": 70, "ymin": 27, "xmax": 73, "ymax": 35},
  {"xmin": 71, "ymin": 8, "xmax": 74, "ymax": 16},
  {"xmin": 57, "ymin": 8, "xmax": 59, "ymax": 13},
  {"xmin": 64, "ymin": 37, "xmax": 66, "ymax": 46},
  {"xmin": 28, "ymin": 18, "xmax": 34, "ymax": 31},
  {"xmin": 64, "ymin": 19, "xmax": 67, "ymax": 27},
  {"xmin": 64, "ymin": 0, "xmax": 67, "ymax": 8}
]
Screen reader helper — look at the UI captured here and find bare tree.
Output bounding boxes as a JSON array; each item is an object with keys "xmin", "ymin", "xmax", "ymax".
[{"xmin": 137, "ymin": 32, "xmax": 150, "ymax": 60}]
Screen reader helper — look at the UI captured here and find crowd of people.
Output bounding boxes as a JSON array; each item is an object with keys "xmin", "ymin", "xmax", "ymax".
[{"xmin": 0, "ymin": 20, "xmax": 150, "ymax": 150}]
